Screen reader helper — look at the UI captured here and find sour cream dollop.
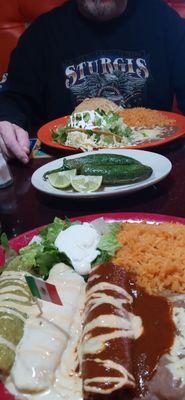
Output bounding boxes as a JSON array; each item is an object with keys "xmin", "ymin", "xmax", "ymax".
[
  {"xmin": 54, "ymin": 223, "xmax": 100, "ymax": 275},
  {"xmin": 69, "ymin": 110, "xmax": 107, "ymax": 130}
]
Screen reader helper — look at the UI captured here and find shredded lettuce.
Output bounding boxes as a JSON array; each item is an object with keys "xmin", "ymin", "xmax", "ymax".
[
  {"xmin": 39, "ymin": 217, "xmax": 67, "ymax": 242},
  {"xmin": 1, "ymin": 218, "xmax": 121, "ymax": 277},
  {"xmin": 97, "ymin": 222, "xmax": 122, "ymax": 257},
  {"xmin": 51, "ymin": 126, "xmax": 71, "ymax": 144},
  {"xmin": 1, "ymin": 218, "xmax": 77, "ymax": 278},
  {"xmin": 53, "ymin": 109, "xmax": 129, "ymax": 148},
  {"xmin": 92, "ymin": 250, "xmax": 111, "ymax": 267}
]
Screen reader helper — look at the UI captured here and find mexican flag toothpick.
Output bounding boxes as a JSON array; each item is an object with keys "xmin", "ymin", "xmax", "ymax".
[{"xmin": 26, "ymin": 276, "xmax": 62, "ymax": 306}]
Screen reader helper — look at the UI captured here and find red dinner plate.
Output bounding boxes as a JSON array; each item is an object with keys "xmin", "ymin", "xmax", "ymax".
[
  {"xmin": 1, "ymin": 211, "xmax": 185, "ymax": 400},
  {"xmin": 37, "ymin": 111, "xmax": 185, "ymax": 152}
]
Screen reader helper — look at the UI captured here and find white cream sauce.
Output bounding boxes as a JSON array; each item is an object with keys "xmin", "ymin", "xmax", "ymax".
[
  {"xmin": 85, "ymin": 281, "xmax": 133, "ymax": 305},
  {"xmin": 0, "ymin": 307, "xmax": 26, "ymax": 322},
  {"xmin": 81, "ymin": 268, "xmax": 143, "ymax": 395},
  {"xmin": 0, "ymin": 271, "xmax": 40, "ymax": 355},
  {"xmin": 0, "ymin": 336, "xmax": 16, "ymax": 352},
  {"xmin": 69, "ymin": 110, "xmax": 107, "ymax": 130},
  {"xmin": 84, "ymin": 359, "xmax": 135, "ymax": 394},
  {"xmin": 5, "ymin": 263, "xmax": 143, "ymax": 399},
  {"xmin": 11, "ymin": 317, "xmax": 66, "ymax": 393},
  {"xmin": 6, "ymin": 263, "xmax": 85, "ymax": 400},
  {"xmin": 54, "ymin": 223, "xmax": 100, "ymax": 275}
]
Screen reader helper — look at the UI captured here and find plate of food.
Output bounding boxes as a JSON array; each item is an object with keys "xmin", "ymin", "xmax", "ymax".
[
  {"xmin": 0, "ymin": 212, "xmax": 185, "ymax": 400},
  {"xmin": 37, "ymin": 97, "xmax": 185, "ymax": 152},
  {"xmin": 31, "ymin": 149, "xmax": 172, "ymax": 198}
]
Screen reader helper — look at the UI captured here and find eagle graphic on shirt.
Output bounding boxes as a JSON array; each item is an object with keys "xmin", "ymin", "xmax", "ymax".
[{"xmin": 63, "ymin": 50, "xmax": 150, "ymax": 108}]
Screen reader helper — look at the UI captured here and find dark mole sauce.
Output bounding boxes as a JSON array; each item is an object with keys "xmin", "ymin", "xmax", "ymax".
[
  {"xmin": 84, "ymin": 263, "xmax": 176, "ymax": 399},
  {"xmin": 129, "ymin": 276, "xmax": 176, "ymax": 397}
]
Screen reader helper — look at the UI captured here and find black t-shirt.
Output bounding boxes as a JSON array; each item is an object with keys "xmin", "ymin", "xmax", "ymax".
[{"xmin": 0, "ymin": 0, "xmax": 185, "ymax": 130}]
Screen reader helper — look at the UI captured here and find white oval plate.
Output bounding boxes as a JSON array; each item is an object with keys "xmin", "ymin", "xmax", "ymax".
[{"xmin": 31, "ymin": 149, "xmax": 172, "ymax": 199}]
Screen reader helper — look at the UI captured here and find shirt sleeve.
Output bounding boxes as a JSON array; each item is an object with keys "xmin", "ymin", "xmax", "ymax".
[
  {"xmin": 0, "ymin": 15, "xmax": 48, "ymax": 131},
  {"xmin": 171, "ymin": 29, "xmax": 185, "ymax": 115},
  {"xmin": 164, "ymin": 3, "xmax": 185, "ymax": 114}
]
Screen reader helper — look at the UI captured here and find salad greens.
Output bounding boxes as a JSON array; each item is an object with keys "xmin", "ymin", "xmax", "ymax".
[
  {"xmin": 0, "ymin": 217, "xmax": 121, "ymax": 279},
  {"xmin": 98, "ymin": 222, "xmax": 122, "ymax": 256}
]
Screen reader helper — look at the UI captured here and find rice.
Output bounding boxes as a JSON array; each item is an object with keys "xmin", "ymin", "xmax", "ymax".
[
  {"xmin": 113, "ymin": 222, "xmax": 185, "ymax": 294},
  {"xmin": 118, "ymin": 107, "xmax": 175, "ymax": 128}
]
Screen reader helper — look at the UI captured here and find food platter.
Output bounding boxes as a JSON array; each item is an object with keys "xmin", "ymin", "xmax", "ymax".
[
  {"xmin": 31, "ymin": 149, "xmax": 172, "ymax": 198},
  {"xmin": 0, "ymin": 212, "xmax": 185, "ymax": 266},
  {"xmin": 1, "ymin": 211, "xmax": 185, "ymax": 400},
  {"xmin": 37, "ymin": 111, "xmax": 185, "ymax": 152}
]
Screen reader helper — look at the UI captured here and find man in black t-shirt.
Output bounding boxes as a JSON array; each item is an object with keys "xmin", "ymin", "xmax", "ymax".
[{"xmin": 0, "ymin": 0, "xmax": 185, "ymax": 163}]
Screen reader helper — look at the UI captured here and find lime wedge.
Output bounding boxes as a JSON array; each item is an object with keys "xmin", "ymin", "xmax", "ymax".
[
  {"xmin": 48, "ymin": 169, "xmax": 77, "ymax": 189},
  {"xmin": 70, "ymin": 175, "xmax": 102, "ymax": 192}
]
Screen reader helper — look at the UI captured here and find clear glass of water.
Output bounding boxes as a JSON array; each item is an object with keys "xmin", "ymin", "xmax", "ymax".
[{"xmin": 0, "ymin": 152, "xmax": 13, "ymax": 188}]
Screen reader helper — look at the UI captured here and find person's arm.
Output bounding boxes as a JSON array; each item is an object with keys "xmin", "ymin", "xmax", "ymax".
[
  {"xmin": 0, "ymin": 122, "xmax": 30, "ymax": 163},
  {"xmin": 163, "ymin": 3, "xmax": 185, "ymax": 114},
  {"xmin": 0, "ymin": 15, "xmax": 48, "ymax": 162}
]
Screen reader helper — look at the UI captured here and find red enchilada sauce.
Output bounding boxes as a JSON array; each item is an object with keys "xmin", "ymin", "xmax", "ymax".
[
  {"xmin": 130, "ymin": 278, "xmax": 176, "ymax": 397},
  {"xmin": 82, "ymin": 262, "xmax": 176, "ymax": 399}
]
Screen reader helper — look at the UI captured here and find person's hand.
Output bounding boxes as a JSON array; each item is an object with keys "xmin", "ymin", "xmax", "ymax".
[{"xmin": 0, "ymin": 121, "xmax": 30, "ymax": 164}]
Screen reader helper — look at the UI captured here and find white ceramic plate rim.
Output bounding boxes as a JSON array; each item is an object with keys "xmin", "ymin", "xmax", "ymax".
[{"xmin": 31, "ymin": 149, "xmax": 172, "ymax": 198}]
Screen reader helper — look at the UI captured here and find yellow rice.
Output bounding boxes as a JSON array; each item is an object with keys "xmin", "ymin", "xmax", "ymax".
[{"xmin": 113, "ymin": 222, "xmax": 185, "ymax": 294}]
